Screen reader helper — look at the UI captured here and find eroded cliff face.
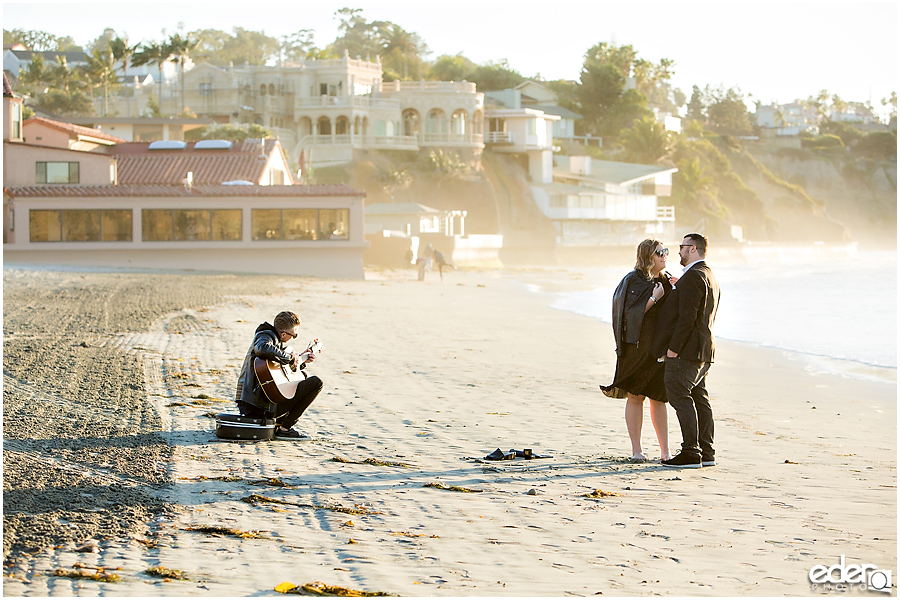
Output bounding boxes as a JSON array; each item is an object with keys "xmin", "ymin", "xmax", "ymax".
[{"xmin": 741, "ymin": 148, "xmax": 897, "ymax": 246}]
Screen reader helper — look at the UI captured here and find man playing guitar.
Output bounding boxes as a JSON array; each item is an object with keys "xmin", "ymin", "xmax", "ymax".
[{"xmin": 234, "ymin": 311, "xmax": 323, "ymax": 439}]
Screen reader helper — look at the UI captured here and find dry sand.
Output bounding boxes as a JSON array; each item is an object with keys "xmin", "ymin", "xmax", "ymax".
[{"xmin": 2, "ymin": 265, "xmax": 896, "ymax": 597}]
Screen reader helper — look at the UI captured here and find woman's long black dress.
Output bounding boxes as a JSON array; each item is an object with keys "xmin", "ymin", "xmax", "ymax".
[{"xmin": 600, "ymin": 272, "xmax": 672, "ymax": 402}]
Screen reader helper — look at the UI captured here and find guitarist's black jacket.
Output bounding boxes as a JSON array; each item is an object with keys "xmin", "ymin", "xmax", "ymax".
[{"xmin": 235, "ymin": 322, "xmax": 305, "ymax": 412}]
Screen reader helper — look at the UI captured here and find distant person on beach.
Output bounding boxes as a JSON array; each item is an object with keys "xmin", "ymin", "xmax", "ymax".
[
  {"xmin": 652, "ymin": 233, "xmax": 721, "ymax": 468},
  {"xmin": 601, "ymin": 238, "xmax": 675, "ymax": 462},
  {"xmin": 416, "ymin": 243, "xmax": 434, "ymax": 281},
  {"xmin": 432, "ymin": 249, "xmax": 455, "ymax": 280},
  {"xmin": 234, "ymin": 311, "xmax": 323, "ymax": 440}
]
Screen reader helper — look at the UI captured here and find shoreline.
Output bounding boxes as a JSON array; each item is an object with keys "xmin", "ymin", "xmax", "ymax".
[{"xmin": 3, "ymin": 265, "xmax": 896, "ymax": 596}]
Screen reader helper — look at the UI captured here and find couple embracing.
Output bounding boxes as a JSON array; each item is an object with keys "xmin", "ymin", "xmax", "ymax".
[{"xmin": 601, "ymin": 233, "xmax": 721, "ymax": 469}]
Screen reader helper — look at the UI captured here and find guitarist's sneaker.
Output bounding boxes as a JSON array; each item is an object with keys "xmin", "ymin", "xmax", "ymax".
[{"xmin": 275, "ymin": 427, "xmax": 310, "ymax": 441}]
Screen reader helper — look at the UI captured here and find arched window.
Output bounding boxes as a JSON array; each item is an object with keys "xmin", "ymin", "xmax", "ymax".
[
  {"xmin": 268, "ymin": 83, "xmax": 275, "ymax": 96},
  {"xmin": 402, "ymin": 109, "xmax": 419, "ymax": 136},
  {"xmin": 354, "ymin": 116, "xmax": 361, "ymax": 135},
  {"xmin": 362, "ymin": 117, "xmax": 368, "ymax": 136},
  {"xmin": 260, "ymin": 84, "xmax": 267, "ymax": 96},
  {"xmin": 426, "ymin": 109, "xmax": 448, "ymax": 136},
  {"xmin": 473, "ymin": 110, "xmax": 484, "ymax": 134},
  {"xmin": 335, "ymin": 116, "xmax": 349, "ymax": 135},
  {"xmin": 317, "ymin": 117, "xmax": 332, "ymax": 136},
  {"xmin": 451, "ymin": 110, "xmax": 467, "ymax": 135}
]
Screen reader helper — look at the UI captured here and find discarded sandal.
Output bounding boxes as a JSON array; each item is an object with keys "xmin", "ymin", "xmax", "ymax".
[{"xmin": 484, "ymin": 448, "xmax": 516, "ymax": 461}]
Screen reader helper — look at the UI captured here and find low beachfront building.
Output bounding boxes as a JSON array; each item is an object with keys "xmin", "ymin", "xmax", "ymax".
[
  {"xmin": 531, "ymin": 155, "xmax": 677, "ymax": 246},
  {"xmin": 109, "ymin": 138, "xmax": 295, "ymax": 186},
  {"xmin": 3, "ymin": 183, "xmax": 367, "ymax": 278},
  {"xmin": 64, "ymin": 116, "xmax": 216, "ymax": 142}
]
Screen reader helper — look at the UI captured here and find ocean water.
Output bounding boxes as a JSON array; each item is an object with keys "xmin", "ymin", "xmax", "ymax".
[{"xmin": 550, "ymin": 249, "xmax": 898, "ymax": 370}]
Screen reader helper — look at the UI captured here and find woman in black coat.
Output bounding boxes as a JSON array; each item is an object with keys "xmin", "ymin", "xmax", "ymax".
[{"xmin": 600, "ymin": 238, "xmax": 675, "ymax": 462}]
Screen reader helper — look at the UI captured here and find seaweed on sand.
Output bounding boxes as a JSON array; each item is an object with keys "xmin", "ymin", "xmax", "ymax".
[
  {"xmin": 242, "ymin": 493, "xmax": 374, "ymax": 515},
  {"xmin": 145, "ymin": 566, "xmax": 189, "ymax": 580},
  {"xmin": 275, "ymin": 580, "xmax": 394, "ymax": 596},
  {"xmin": 423, "ymin": 482, "xmax": 483, "ymax": 493},
  {"xmin": 331, "ymin": 456, "xmax": 413, "ymax": 468},
  {"xmin": 53, "ymin": 564, "xmax": 120, "ymax": 582},
  {"xmin": 582, "ymin": 489, "xmax": 621, "ymax": 498},
  {"xmin": 184, "ymin": 525, "xmax": 271, "ymax": 539}
]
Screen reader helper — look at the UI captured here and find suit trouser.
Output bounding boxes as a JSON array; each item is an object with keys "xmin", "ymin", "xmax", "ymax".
[
  {"xmin": 664, "ymin": 358, "xmax": 714, "ymax": 458},
  {"xmin": 239, "ymin": 375, "xmax": 323, "ymax": 429}
]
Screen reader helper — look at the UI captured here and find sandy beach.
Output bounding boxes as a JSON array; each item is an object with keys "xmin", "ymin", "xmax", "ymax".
[{"xmin": 2, "ymin": 264, "xmax": 896, "ymax": 596}]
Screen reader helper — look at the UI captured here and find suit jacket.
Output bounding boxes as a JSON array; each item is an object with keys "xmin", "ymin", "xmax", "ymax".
[{"xmin": 650, "ymin": 261, "xmax": 720, "ymax": 362}]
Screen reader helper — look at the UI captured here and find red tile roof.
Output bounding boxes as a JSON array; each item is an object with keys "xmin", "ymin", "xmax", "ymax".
[
  {"xmin": 23, "ymin": 116, "xmax": 127, "ymax": 144},
  {"xmin": 111, "ymin": 139, "xmax": 294, "ymax": 185},
  {"xmin": 3, "ymin": 183, "xmax": 363, "ymax": 198}
]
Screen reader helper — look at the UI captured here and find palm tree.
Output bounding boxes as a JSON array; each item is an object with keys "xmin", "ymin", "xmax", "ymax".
[
  {"xmin": 83, "ymin": 46, "xmax": 117, "ymax": 115},
  {"xmin": 18, "ymin": 52, "xmax": 50, "ymax": 95},
  {"xmin": 620, "ymin": 115, "xmax": 672, "ymax": 164},
  {"xmin": 109, "ymin": 36, "xmax": 140, "ymax": 86},
  {"xmin": 167, "ymin": 32, "xmax": 201, "ymax": 113},
  {"xmin": 674, "ymin": 157, "xmax": 716, "ymax": 214},
  {"xmin": 133, "ymin": 41, "xmax": 173, "ymax": 110}
]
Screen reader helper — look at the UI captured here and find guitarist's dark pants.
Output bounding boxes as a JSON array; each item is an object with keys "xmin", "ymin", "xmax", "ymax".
[{"xmin": 239, "ymin": 376, "xmax": 323, "ymax": 429}]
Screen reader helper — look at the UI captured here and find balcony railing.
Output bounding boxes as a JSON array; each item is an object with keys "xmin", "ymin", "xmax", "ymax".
[
  {"xmin": 294, "ymin": 96, "xmax": 401, "ymax": 110},
  {"xmin": 378, "ymin": 80, "xmax": 477, "ymax": 94},
  {"xmin": 657, "ymin": 206, "xmax": 675, "ymax": 221},
  {"xmin": 420, "ymin": 133, "xmax": 483, "ymax": 146},
  {"xmin": 484, "ymin": 131, "xmax": 515, "ymax": 144},
  {"xmin": 298, "ymin": 134, "xmax": 419, "ymax": 150}
]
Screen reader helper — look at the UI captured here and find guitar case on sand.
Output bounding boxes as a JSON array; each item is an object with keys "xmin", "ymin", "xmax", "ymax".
[{"xmin": 215, "ymin": 413, "xmax": 276, "ymax": 441}]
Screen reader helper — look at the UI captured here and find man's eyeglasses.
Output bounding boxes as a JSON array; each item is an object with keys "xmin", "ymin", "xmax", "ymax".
[
  {"xmin": 654, "ymin": 247, "xmax": 669, "ymax": 257},
  {"xmin": 679, "ymin": 244, "xmax": 695, "ymax": 250},
  {"xmin": 281, "ymin": 330, "xmax": 298, "ymax": 340}
]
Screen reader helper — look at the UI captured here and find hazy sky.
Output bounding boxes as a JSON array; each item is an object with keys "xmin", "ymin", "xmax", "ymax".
[{"xmin": 3, "ymin": 1, "xmax": 897, "ymax": 117}]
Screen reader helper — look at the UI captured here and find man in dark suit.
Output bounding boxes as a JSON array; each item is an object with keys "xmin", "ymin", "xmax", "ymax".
[{"xmin": 652, "ymin": 233, "xmax": 721, "ymax": 468}]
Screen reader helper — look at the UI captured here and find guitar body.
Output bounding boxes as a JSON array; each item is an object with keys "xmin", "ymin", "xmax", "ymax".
[{"xmin": 253, "ymin": 356, "xmax": 305, "ymax": 404}]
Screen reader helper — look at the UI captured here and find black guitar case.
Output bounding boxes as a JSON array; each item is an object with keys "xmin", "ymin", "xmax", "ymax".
[{"xmin": 215, "ymin": 413, "xmax": 276, "ymax": 441}]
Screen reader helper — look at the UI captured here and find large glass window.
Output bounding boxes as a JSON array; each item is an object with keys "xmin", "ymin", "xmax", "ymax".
[
  {"xmin": 252, "ymin": 209, "xmax": 349, "ymax": 241},
  {"xmin": 36, "ymin": 162, "xmax": 80, "ymax": 184},
  {"xmin": 142, "ymin": 209, "xmax": 242, "ymax": 241},
  {"xmin": 318, "ymin": 209, "xmax": 349, "ymax": 240},
  {"xmin": 30, "ymin": 209, "xmax": 132, "ymax": 242},
  {"xmin": 283, "ymin": 209, "xmax": 318, "ymax": 240}
]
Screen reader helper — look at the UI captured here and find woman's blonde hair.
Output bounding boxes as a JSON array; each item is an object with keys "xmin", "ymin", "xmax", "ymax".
[{"xmin": 634, "ymin": 238, "xmax": 663, "ymax": 279}]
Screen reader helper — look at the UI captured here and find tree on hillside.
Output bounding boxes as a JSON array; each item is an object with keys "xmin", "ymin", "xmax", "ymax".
[
  {"xmin": 465, "ymin": 60, "xmax": 525, "ymax": 91},
  {"xmin": 706, "ymin": 87, "xmax": 753, "ymax": 136},
  {"xmin": 184, "ymin": 123, "xmax": 272, "ymax": 142},
  {"xmin": 167, "ymin": 32, "xmax": 201, "ymax": 112},
  {"xmin": 880, "ymin": 91, "xmax": 897, "ymax": 123},
  {"xmin": 133, "ymin": 41, "xmax": 173, "ymax": 108},
  {"xmin": 378, "ymin": 22, "xmax": 428, "ymax": 80},
  {"xmin": 17, "ymin": 52, "xmax": 50, "ymax": 94},
  {"xmin": 576, "ymin": 42, "xmax": 660, "ymax": 139},
  {"xmin": 82, "ymin": 45, "xmax": 118, "ymax": 115},
  {"xmin": 428, "ymin": 54, "xmax": 476, "ymax": 81},
  {"xmin": 620, "ymin": 115, "xmax": 672, "ymax": 164},
  {"xmin": 4, "ymin": 28, "xmax": 81, "ymax": 51},
  {"xmin": 331, "ymin": 8, "xmax": 383, "ymax": 59},
  {"xmin": 280, "ymin": 29, "xmax": 317, "ymax": 63},
  {"xmin": 685, "ymin": 85, "xmax": 706, "ymax": 124},
  {"xmin": 109, "ymin": 36, "xmax": 139, "ymax": 84}
]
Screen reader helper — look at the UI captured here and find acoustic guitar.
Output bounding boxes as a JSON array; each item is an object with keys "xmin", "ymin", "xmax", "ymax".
[{"xmin": 253, "ymin": 339, "xmax": 322, "ymax": 404}]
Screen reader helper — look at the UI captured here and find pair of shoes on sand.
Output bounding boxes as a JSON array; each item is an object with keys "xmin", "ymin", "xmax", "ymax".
[
  {"xmin": 662, "ymin": 452, "xmax": 716, "ymax": 468},
  {"xmin": 275, "ymin": 426, "xmax": 310, "ymax": 441}
]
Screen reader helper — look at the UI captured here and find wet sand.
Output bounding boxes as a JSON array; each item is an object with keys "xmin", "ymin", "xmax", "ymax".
[{"xmin": 2, "ymin": 265, "xmax": 896, "ymax": 596}]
